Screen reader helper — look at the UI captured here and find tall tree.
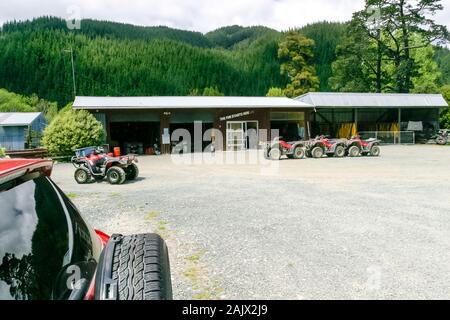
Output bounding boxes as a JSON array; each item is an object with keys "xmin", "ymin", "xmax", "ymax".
[
  {"xmin": 278, "ymin": 31, "xmax": 319, "ymax": 98},
  {"xmin": 370, "ymin": 0, "xmax": 448, "ymax": 92}
]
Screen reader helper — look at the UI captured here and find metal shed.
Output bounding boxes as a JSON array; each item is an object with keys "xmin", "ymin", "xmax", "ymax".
[
  {"xmin": 0, "ymin": 112, "xmax": 46, "ymax": 150},
  {"xmin": 73, "ymin": 96, "xmax": 313, "ymax": 153},
  {"xmin": 296, "ymin": 93, "xmax": 449, "ymax": 142}
]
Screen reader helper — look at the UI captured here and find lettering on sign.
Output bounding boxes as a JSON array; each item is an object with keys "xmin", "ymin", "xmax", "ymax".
[{"xmin": 220, "ymin": 110, "xmax": 254, "ymax": 121}]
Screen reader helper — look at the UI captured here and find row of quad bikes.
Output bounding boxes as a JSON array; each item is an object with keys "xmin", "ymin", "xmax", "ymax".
[
  {"xmin": 72, "ymin": 146, "xmax": 139, "ymax": 184},
  {"xmin": 265, "ymin": 135, "xmax": 381, "ymax": 161}
]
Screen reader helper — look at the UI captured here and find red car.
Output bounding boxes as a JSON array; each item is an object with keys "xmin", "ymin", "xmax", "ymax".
[{"xmin": 0, "ymin": 159, "xmax": 172, "ymax": 300}]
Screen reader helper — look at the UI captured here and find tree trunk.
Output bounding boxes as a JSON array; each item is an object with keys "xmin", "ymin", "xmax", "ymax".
[{"xmin": 399, "ymin": 0, "xmax": 411, "ymax": 93}]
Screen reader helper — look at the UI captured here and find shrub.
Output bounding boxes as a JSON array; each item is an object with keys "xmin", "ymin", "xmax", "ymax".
[
  {"xmin": 42, "ymin": 109, "xmax": 105, "ymax": 156},
  {"xmin": 0, "ymin": 147, "xmax": 6, "ymax": 158},
  {"xmin": 440, "ymin": 85, "xmax": 450, "ymax": 129}
]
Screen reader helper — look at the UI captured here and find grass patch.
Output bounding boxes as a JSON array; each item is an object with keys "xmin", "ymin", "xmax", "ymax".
[
  {"xmin": 186, "ymin": 251, "xmax": 204, "ymax": 263},
  {"xmin": 157, "ymin": 220, "xmax": 168, "ymax": 231},
  {"xmin": 110, "ymin": 192, "xmax": 121, "ymax": 197},
  {"xmin": 183, "ymin": 266, "xmax": 200, "ymax": 283},
  {"xmin": 192, "ymin": 292, "xmax": 215, "ymax": 300},
  {"xmin": 66, "ymin": 193, "xmax": 78, "ymax": 199},
  {"xmin": 145, "ymin": 211, "xmax": 160, "ymax": 221}
]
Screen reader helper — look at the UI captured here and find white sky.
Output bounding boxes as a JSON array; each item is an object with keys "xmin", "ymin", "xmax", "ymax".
[{"xmin": 0, "ymin": 0, "xmax": 449, "ymax": 33}]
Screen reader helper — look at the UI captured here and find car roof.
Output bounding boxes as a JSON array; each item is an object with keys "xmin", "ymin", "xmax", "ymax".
[{"xmin": 0, "ymin": 159, "xmax": 53, "ymax": 183}]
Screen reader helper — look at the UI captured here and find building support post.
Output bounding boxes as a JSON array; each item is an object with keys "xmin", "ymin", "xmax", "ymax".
[
  {"xmin": 354, "ymin": 108, "xmax": 358, "ymax": 134},
  {"xmin": 398, "ymin": 108, "xmax": 402, "ymax": 144}
]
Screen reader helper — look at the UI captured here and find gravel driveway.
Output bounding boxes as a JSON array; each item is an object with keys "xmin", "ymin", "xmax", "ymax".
[{"xmin": 51, "ymin": 145, "xmax": 450, "ymax": 300}]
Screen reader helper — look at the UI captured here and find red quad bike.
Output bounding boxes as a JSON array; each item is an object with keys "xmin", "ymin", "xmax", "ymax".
[
  {"xmin": 264, "ymin": 137, "xmax": 306, "ymax": 160},
  {"xmin": 71, "ymin": 146, "xmax": 139, "ymax": 184},
  {"xmin": 0, "ymin": 159, "xmax": 172, "ymax": 300},
  {"xmin": 305, "ymin": 135, "xmax": 347, "ymax": 159},
  {"xmin": 346, "ymin": 135, "xmax": 381, "ymax": 157}
]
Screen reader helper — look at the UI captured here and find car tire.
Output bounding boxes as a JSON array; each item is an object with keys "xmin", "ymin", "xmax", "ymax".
[
  {"xmin": 107, "ymin": 167, "xmax": 126, "ymax": 184},
  {"xmin": 96, "ymin": 234, "xmax": 172, "ymax": 300},
  {"xmin": 74, "ymin": 167, "xmax": 91, "ymax": 184},
  {"xmin": 125, "ymin": 163, "xmax": 139, "ymax": 180},
  {"xmin": 334, "ymin": 145, "xmax": 345, "ymax": 158},
  {"xmin": 114, "ymin": 234, "xmax": 172, "ymax": 300},
  {"xmin": 311, "ymin": 146, "xmax": 324, "ymax": 159},
  {"xmin": 348, "ymin": 146, "xmax": 360, "ymax": 157},
  {"xmin": 268, "ymin": 147, "xmax": 281, "ymax": 160},
  {"xmin": 370, "ymin": 145, "xmax": 381, "ymax": 157},
  {"xmin": 292, "ymin": 147, "xmax": 305, "ymax": 159}
]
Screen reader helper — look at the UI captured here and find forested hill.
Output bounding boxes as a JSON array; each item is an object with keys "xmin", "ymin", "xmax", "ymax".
[{"xmin": 2, "ymin": 17, "xmax": 446, "ymax": 108}]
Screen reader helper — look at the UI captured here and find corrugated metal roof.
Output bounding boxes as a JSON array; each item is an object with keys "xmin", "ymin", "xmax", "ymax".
[
  {"xmin": 0, "ymin": 112, "xmax": 42, "ymax": 126},
  {"xmin": 73, "ymin": 96, "xmax": 313, "ymax": 109},
  {"xmin": 296, "ymin": 92, "xmax": 449, "ymax": 108}
]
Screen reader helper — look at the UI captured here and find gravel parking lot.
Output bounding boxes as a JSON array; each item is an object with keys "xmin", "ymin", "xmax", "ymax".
[{"xmin": 51, "ymin": 145, "xmax": 450, "ymax": 300}]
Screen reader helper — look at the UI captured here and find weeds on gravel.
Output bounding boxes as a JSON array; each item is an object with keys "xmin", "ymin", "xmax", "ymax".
[
  {"xmin": 145, "ymin": 211, "xmax": 160, "ymax": 220},
  {"xmin": 157, "ymin": 220, "xmax": 168, "ymax": 231},
  {"xmin": 66, "ymin": 193, "xmax": 78, "ymax": 199}
]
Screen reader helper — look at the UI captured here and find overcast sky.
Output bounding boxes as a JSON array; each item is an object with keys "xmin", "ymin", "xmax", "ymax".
[{"xmin": 0, "ymin": 0, "xmax": 449, "ymax": 33}]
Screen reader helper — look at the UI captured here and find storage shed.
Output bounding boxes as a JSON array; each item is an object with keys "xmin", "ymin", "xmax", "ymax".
[
  {"xmin": 73, "ymin": 96, "xmax": 313, "ymax": 154},
  {"xmin": 296, "ymin": 92, "xmax": 448, "ymax": 142},
  {"xmin": 0, "ymin": 112, "xmax": 46, "ymax": 150}
]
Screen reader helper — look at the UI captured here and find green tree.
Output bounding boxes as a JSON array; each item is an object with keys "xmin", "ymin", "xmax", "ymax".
[
  {"xmin": 41, "ymin": 109, "xmax": 104, "ymax": 156},
  {"xmin": 266, "ymin": 87, "xmax": 285, "ymax": 97},
  {"xmin": 440, "ymin": 85, "xmax": 450, "ymax": 129},
  {"xmin": 376, "ymin": 0, "xmax": 449, "ymax": 93},
  {"xmin": 0, "ymin": 88, "xmax": 36, "ymax": 112},
  {"xmin": 330, "ymin": 0, "xmax": 448, "ymax": 93},
  {"xmin": 189, "ymin": 86, "xmax": 224, "ymax": 96},
  {"xmin": 278, "ymin": 31, "xmax": 319, "ymax": 98},
  {"xmin": 0, "ymin": 88, "xmax": 57, "ymax": 121}
]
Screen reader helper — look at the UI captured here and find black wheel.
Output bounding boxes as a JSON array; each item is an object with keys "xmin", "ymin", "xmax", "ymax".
[
  {"xmin": 370, "ymin": 145, "xmax": 381, "ymax": 157},
  {"xmin": 348, "ymin": 146, "xmax": 360, "ymax": 157},
  {"xmin": 292, "ymin": 146, "xmax": 305, "ymax": 159},
  {"xmin": 125, "ymin": 163, "xmax": 139, "ymax": 180},
  {"xmin": 107, "ymin": 166, "xmax": 126, "ymax": 184},
  {"xmin": 96, "ymin": 234, "xmax": 172, "ymax": 300},
  {"xmin": 74, "ymin": 167, "xmax": 91, "ymax": 184},
  {"xmin": 311, "ymin": 146, "xmax": 324, "ymax": 159},
  {"xmin": 334, "ymin": 145, "xmax": 345, "ymax": 158},
  {"xmin": 268, "ymin": 147, "xmax": 281, "ymax": 160}
]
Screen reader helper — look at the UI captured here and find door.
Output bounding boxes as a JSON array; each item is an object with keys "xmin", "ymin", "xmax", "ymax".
[
  {"xmin": 226, "ymin": 121, "xmax": 259, "ymax": 150},
  {"xmin": 227, "ymin": 122, "xmax": 245, "ymax": 151}
]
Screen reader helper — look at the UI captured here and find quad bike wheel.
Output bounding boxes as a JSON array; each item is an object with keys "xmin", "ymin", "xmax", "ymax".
[
  {"xmin": 74, "ymin": 167, "xmax": 92, "ymax": 184},
  {"xmin": 311, "ymin": 146, "xmax": 324, "ymax": 159},
  {"xmin": 268, "ymin": 147, "xmax": 281, "ymax": 160},
  {"xmin": 370, "ymin": 145, "xmax": 381, "ymax": 157},
  {"xmin": 292, "ymin": 146, "xmax": 305, "ymax": 159},
  {"xmin": 107, "ymin": 166, "xmax": 126, "ymax": 185},
  {"xmin": 436, "ymin": 137, "xmax": 447, "ymax": 145},
  {"xmin": 348, "ymin": 146, "xmax": 360, "ymax": 157},
  {"xmin": 334, "ymin": 145, "xmax": 345, "ymax": 158},
  {"xmin": 125, "ymin": 163, "xmax": 139, "ymax": 180},
  {"xmin": 95, "ymin": 233, "xmax": 172, "ymax": 300}
]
